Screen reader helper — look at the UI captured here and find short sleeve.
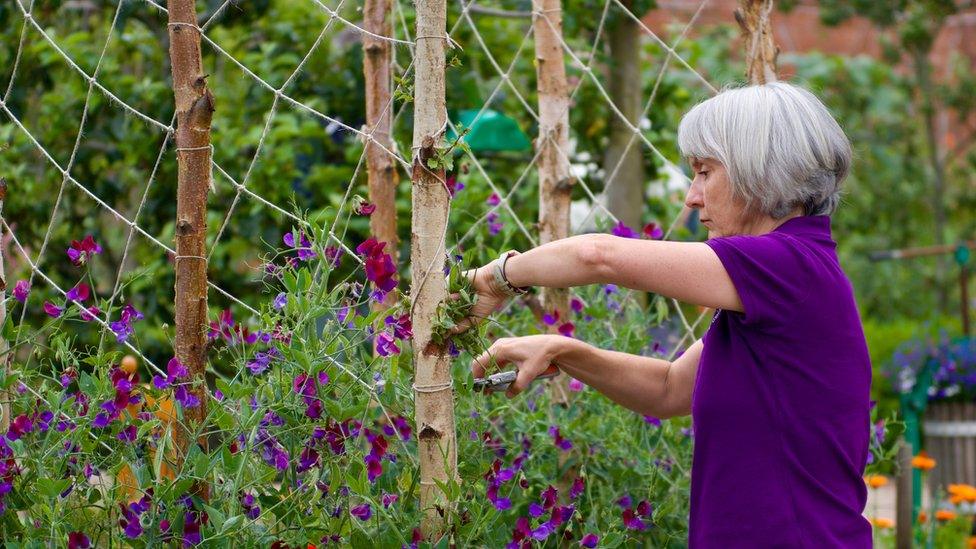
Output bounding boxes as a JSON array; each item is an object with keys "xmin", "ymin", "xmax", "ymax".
[{"xmin": 705, "ymin": 233, "xmax": 814, "ymax": 328}]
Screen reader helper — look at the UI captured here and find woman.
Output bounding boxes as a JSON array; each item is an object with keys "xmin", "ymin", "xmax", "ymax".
[{"xmin": 455, "ymin": 82, "xmax": 872, "ymax": 547}]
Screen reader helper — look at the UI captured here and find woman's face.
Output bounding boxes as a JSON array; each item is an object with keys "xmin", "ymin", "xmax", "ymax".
[{"xmin": 684, "ymin": 158, "xmax": 752, "ymax": 238}]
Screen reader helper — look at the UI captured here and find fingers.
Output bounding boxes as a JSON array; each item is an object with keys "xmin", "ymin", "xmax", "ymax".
[
  {"xmin": 471, "ymin": 339, "xmax": 508, "ymax": 379},
  {"xmin": 505, "ymin": 356, "xmax": 546, "ymax": 398}
]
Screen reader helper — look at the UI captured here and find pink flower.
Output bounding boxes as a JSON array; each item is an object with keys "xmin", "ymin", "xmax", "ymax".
[
  {"xmin": 486, "ymin": 192, "xmax": 501, "ymax": 206},
  {"xmin": 356, "ymin": 238, "xmax": 398, "ymax": 292},
  {"xmin": 558, "ymin": 322, "xmax": 575, "ymax": 338},
  {"xmin": 13, "ymin": 280, "xmax": 29, "ymax": 303},
  {"xmin": 568, "ymin": 378, "xmax": 584, "ymax": 392},
  {"xmin": 356, "ymin": 201, "xmax": 376, "ymax": 215},
  {"xmin": 350, "ymin": 503, "xmax": 372, "ymax": 521}
]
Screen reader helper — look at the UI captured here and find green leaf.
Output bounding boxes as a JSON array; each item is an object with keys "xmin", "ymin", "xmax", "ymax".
[{"xmin": 36, "ymin": 478, "xmax": 71, "ymax": 499}]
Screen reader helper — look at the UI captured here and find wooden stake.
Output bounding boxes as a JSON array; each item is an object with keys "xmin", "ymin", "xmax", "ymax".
[
  {"xmin": 167, "ymin": 0, "xmax": 213, "ymax": 500},
  {"xmin": 735, "ymin": 0, "xmax": 778, "ymax": 84},
  {"xmin": 364, "ymin": 0, "xmax": 399, "ymax": 312},
  {"xmin": 533, "ymin": 0, "xmax": 573, "ymax": 406},
  {"xmin": 411, "ymin": 0, "xmax": 458, "ymax": 538}
]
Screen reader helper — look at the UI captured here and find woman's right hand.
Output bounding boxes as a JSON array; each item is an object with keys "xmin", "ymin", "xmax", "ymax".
[{"xmin": 449, "ymin": 260, "xmax": 510, "ymax": 335}]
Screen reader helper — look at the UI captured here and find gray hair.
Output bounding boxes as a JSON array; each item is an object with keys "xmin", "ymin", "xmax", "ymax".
[{"xmin": 677, "ymin": 81, "xmax": 852, "ymax": 218}]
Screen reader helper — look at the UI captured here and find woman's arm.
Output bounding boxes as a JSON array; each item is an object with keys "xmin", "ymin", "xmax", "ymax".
[
  {"xmin": 504, "ymin": 233, "xmax": 742, "ymax": 312},
  {"xmin": 471, "ymin": 334, "xmax": 702, "ymax": 419}
]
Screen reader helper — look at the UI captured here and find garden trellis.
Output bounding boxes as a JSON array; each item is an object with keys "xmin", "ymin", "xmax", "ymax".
[{"xmin": 0, "ymin": 0, "xmax": 778, "ymax": 545}]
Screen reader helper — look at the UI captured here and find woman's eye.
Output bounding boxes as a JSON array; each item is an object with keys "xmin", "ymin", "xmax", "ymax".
[{"xmin": 697, "ymin": 171, "xmax": 708, "ymax": 177}]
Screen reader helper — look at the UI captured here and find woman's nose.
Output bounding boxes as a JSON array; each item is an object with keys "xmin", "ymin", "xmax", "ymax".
[{"xmin": 684, "ymin": 183, "xmax": 703, "ymax": 209}]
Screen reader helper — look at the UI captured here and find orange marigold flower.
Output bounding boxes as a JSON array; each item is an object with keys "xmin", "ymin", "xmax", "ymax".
[
  {"xmin": 871, "ymin": 517, "xmax": 894, "ymax": 529},
  {"xmin": 969, "ymin": 536, "xmax": 976, "ymax": 549},
  {"xmin": 935, "ymin": 510, "xmax": 957, "ymax": 521},
  {"xmin": 917, "ymin": 511, "xmax": 927, "ymax": 524},
  {"xmin": 864, "ymin": 475, "xmax": 889, "ymax": 488},
  {"xmin": 911, "ymin": 451, "xmax": 936, "ymax": 471},
  {"xmin": 948, "ymin": 484, "xmax": 976, "ymax": 503}
]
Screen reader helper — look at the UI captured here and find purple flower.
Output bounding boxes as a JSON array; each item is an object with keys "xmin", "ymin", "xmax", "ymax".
[
  {"xmin": 117, "ymin": 425, "xmax": 138, "ymax": 443},
  {"xmin": 446, "ymin": 175, "xmax": 464, "ymax": 197},
  {"xmin": 529, "ymin": 502, "xmax": 545, "ymax": 517},
  {"xmin": 616, "ymin": 494, "xmax": 632, "ymax": 508},
  {"xmin": 643, "ymin": 415, "xmax": 662, "ymax": 427},
  {"xmin": 558, "ymin": 322, "xmax": 575, "ymax": 338},
  {"xmin": 356, "ymin": 201, "xmax": 376, "ymax": 216},
  {"xmin": 79, "ymin": 306, "xmax": 100, "ymax": 322},
  {"xmin": 366, "ymin": 454, "xmax": 383, "ymax": 483},
  {"xmin": 110, "ymin": 304, "xmax": 144, "ymax": 343},
  {"xmin": 183, "ymin": 510, "xmax": 204, "ymax": 547},
  {"xmin": 375, "ymin": 332, "xmax": 400, "ymax": 357},
  {"xmin": 611, "ymin": 221, "xmax": 638, "ymax": 238},
  {"xmin": 8, "ymin": 414, "xmax": 33, "ymax": 440},
  {"xmin": 283, "ymin": 230, "xmax": 316, "ymax": 261},
  {"xmin": 541, "ymin": 485, "xmax": 558, "ymax": 509},
  {"xmin": 642, "ymin": 222, "xmax": 664, "ymax": 239},
  {"xmin": 570, "ymin": 297, "xmax": 584, "ymax": 313},
  {"xmin": 381, "ymin": 492, "xmax": 398, "ymax": 508},
  {"xmin": 580, "ymin": 533, "xmax": 599, "ymax": 547},
  {"xmin": 487, "ymin": 192, "xmax": 501, "ymax": 206},
  {"xmin": 272, "ymin": 292, "xmax": 287, "ymax": 310},
  {"xmin": 530, "ymin": 522, "xmax": 554, "ymax": 541},
  {"xmin": 570, "ymin": 476, "xmax": 585, "ymax": 499},
  {"xmin": 548, "ymin": 426, "xmax": 573, "ymax": 451},
  {"xmin": 486, "ymin": 212, "xmax": 503, "ymax": 235},
  {"xmin": 241, "ymin": 492, "xmax": 260, "ymax": 520},
  {"xmin": 298, "ymin": 446, "xmax": 320, "ymax": 473},
  {"xmin": 324, "ymin": 246, "xmax": 343, "ymax": 268},
  {"xmin": 568, "ymin": 378, "xmax": 584, "ymax": 392},
  {"xmin": 65, "ymin": 283, "xmax": 90, "ymax": 302},
  {"xmin": 622, "ymin": 508, "xmax": 646, "ymax": 530},
  {"xmin": 350, "ymin": 503, "xmax": 372, "ymax": 521},
  {"xmin": 67, "ymin": 235, "xmax": 102, "ymax": 266},
  {"xmin": 43, "ymin": 301, "xmax": 64, "ymax": 318},
  {"xmin": 174, "ymin": 386, "xmax": 200, "ymax": 409},
  {"xmin": 67, "ymin": 532, "xmax": 91, "ymax": 549},
  {"xmin": 13, "ymin": 280, "xmax": 29, "ymax": 303},
  {"xmin": 384, "ymin": 313, "xmax": 413, "ymax": 340}
]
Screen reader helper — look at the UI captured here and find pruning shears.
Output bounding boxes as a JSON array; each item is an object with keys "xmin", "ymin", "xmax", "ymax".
[{"xmin": 472, "ymin": 363, "xmax": 561, "ymax": 393}]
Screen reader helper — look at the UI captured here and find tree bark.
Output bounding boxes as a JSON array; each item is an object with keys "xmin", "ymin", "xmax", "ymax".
[
  {"xmin": 533, "ymin": 0, "xmax": 573, "ymax": 404},
  {"xmin": 411, "ymin": 0, "xmax": 458, "ymax": 538},
  {"xmin": 602, "ymin": 0, "xmax": 646, "ymax": 230},
  {"xmin": 364, "ymin": 0, "xmax": 399, "ymax": 312},
  {"xmin": 735, "ymin": 0, "xmax": 779, "ymax": 85},
  {"xmin": 167, "ymin": 0, "xmax": 213, "ymax": 500}
]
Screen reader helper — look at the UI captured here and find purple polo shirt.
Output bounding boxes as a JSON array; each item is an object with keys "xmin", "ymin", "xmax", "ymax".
[{"xmin": 689, "ymin": 215, "xmax": 872, "ymax": 548}]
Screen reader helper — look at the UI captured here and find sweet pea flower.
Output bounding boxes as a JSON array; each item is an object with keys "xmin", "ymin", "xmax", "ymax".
[
  {"xmin": 568, "ymin": 378, "xmax": 584, "ymax": 392},
  {"xmin": 43, "ymin": 301, "xmax": 64, "ymax": 318},
  {"xmin": 356, "ymin": 201, "xmax": 376, "ymax": 215},
  {"xmin": 67, "ymin": 235, "xmax": 102, "ymax": 266},
  {"xmin": 611, "ymin": 221, "xmax": 638, "ymax": 238},
  {"xmin": 375, "ymin": 332, "xmax": 399, "ymax": 357},
  {"xmin": 486, "ymin": 192, "xmax": 501, "ymax": 206},
  {"xmin": 12, "ymin": 280, "xmax": 29, "ymax": 303},
  {"xmin": 283, "ymin": 230, "xmax": 316, "ymax": 261},
  {"xmin": 642, "ymin": 222, "xmax": 664, "ymax": 239},
  {"xmin": 65, "ymin": 283, "xmax": 90, "ymax": 302},
  {"xmin": 381, "ymin": 492, "xmax": 398, "ymax": 508},
  {"xmin": 350, "ymin": 503, "xmax": 372, "ymax": 521},
  {"xmin": 356, "ymin": 238, "xmax": 398, "ymax": 292},
  {"xmin": 385, "ymin": 313, "xmax": 413, "ymax": 340},
  {"xmin": 272, "ymin": 292, "xmax": 287, "ymax": 310},
  {"xmin": 67, "ymin": 532, "xmax": 91, "ymax": 549},
  {"xmin": 486, "ymin": 212, "xmax": 503, "ymax": 236},
  {"xmin": 110, "ymin": 304, "xmax": 144, "ymax": 343},
  {"xmin": 580, "ymin": 533, "xmax": 599, "ymax": 548}
]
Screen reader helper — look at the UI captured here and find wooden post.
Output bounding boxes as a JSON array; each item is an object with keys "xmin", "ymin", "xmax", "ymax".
[
  {"xmin": 364, "ymin": 0, "xmax": 399, "ymax": 312},
  {"xmin": 167, "ymin": 0, "xmax": 214, "ymax": 498},
  {"xmin": 0, "ymin": 178, "xmax": 8, "ymax": 434},
  {"xmin": 735, "ymin": 0, "xmax": 778, "ymax": 84},
  {"xmin": 533, "ymin": 0, "xmax": 573, "ymax": 406},
  {"xmin": 896, "ymin": 438, "xmax": 913, "ymax": 549},
  {"xmin": 411, "ymin": 0, "xmax": 458, "ymax": 538}
]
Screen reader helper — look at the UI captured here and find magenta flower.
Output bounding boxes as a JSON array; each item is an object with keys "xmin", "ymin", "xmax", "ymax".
[
  {"xmin": 12, "ymin": 280, "xmax": 29, "ymax": 303},
  {"xmin": 350, "ymin": 503, "xmax": 372, "ymax": 521},
  {"xmin": 8, "ymin": 414, "xmax": 33, "ymax": 440},
  {"xmin": 375, "ymin": 332, "xmax": 399, "ymax": 357},
  {"xmin": 580, "ymin": 533, "xmax": 598, "ymax": 548},
  {"xmin": 558, "ymin": 322, "xmax": 575, "ymax": 338},
  {"xmin": 548, "ymin": 426, "xmax": 573, "ymax": 451},
  {"xmin": 611, "ymin": 221, "xmax": 638, "ymax": 238},
  {"xmin": 622, "ymin": 507, "xmax": 646, "ymax": 530},
  {"xmin": 356, "ymin": 201, "xmax": 376, "ymax": 215},
  {"xmin": 174, "ymin": 386, "xmax": 200, "ymax": 409},
  {"xmin": 67, "ymin": 235, "xmax": 102, "ymax": 266},
  {"xmin": 79, "ymin": 306, "xmax": 101, "ymax": 322},
  {"xmin": 643, "ymin": 415, "xmax": 662, "ymax": 427},
  {"xmin": 356, "ymin": 238, "xmax": 398, "ymax": 292},
  {"xmin": 541, "ymin": 485, "xmax": 558, "ymax": 509},
  {"xmin": 487, "ymin": 192, "xmax": 501, "ymax": 206},
  {"xmin": 43, "ymin": 301, "xmax": 64, "ymax": 318},
  {"xmin": 324, "ymin": 246, "xmax": 343, "ymax": 268},
  {"xmin": 365, "ymin": 454, "xmax": 383, "ymax": 482},
  {"xmin": 570, "ymin": 476, "xmax": 585, "ymax": 499},
  {"xmin": 384, "ymin": 313, "xmax": 412, "ymax": 340},
  {"xmin": 117, "ymin": 425, "xmax": 137, "ymax": 443},
  {"xmin": 67, "ymin": 532, "xmax": 91, "ymax": 549},
  {"xmin": 183, "ymin": 510, "xmax": 205, "ymax": 546},
  {"xmin": 486, "ymin": 212, "xmax": 503, "ymax": 236},
  {"xmin": 570, "ymin": 297, "xmax": 584, "ymax": 313},
  {"xmin": 241, "ymin": 492, "xmax": 260, "ymax": 520},
  {"xmin": 568, "ymin": 378, "xmax": 584, "ymax": 392},
  {"xmin": 446, "ymin": 175, "xmax": 464, "ymax": 197},
  {"xmin": 642, "ymin": 222, "xmax": 664, "ymax": 239},
  {"xmin": 381, "ymin": 492, "xmax": 398, "ymax": 508},
  {"xmin": 153, "ymin": 357, "xmax": 189, "ymax": 390},
  {"xmin": 110, "ymin": 303, "xmax": 144, "ymax": 343},
  {"xmin": 65, "ymin": 283, "xmax": 90, "ymax": 302},
  {"xmin": 283, "ymin": 230, "xmax": 316, "ymax": 261}
]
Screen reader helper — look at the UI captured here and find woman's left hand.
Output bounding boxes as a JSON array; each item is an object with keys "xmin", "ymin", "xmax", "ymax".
[{"xmin": 471, "ymin": 335, "xmax": 566, "ymax": 398}]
